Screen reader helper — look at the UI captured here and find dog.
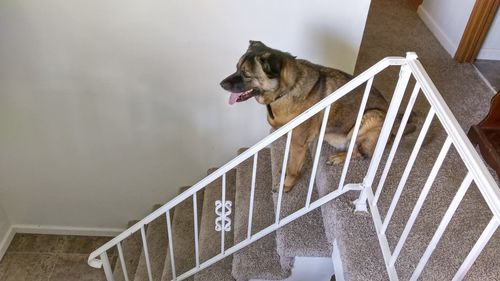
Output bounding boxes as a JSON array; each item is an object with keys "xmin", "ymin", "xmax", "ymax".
[{"xmin": 220, "ymin": 41, "xmax": 391, "ymax": 192}]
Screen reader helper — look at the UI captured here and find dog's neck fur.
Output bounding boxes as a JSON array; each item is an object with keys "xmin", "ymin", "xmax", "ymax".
[{"xmin": 267, "ymin": 61, "xmax": 324, "ymax": 127}]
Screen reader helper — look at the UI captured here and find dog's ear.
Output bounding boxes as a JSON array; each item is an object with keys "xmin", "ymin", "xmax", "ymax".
[
  {"xmin": 259, "ymin": 52, "xmax": 282, "ymax": 79},
  {"xmin": 248, "ymin": 40, "xmax": 267, "ymax": 51},
  {"xmin": 280, "ymin": 57, "xmax": 299, "ymax": 90}
]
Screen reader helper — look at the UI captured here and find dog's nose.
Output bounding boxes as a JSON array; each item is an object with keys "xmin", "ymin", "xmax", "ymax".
[{"xmin": 220, "ymin": 80, "xmax": 230, "ymax": 90}]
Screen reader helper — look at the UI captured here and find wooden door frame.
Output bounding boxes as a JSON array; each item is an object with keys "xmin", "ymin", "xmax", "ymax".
[{"xmin": 455, "ymin": 0, "xmax": 500, "ymax": 62}]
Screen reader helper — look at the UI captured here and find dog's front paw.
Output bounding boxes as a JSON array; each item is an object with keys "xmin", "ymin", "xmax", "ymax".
[
  {"xmin": 283, "ymin": 174, "xmax": 299, "ymax": 192},
  {"xmin": 326, "ymin": 152, "xmax": 347, "ymax": 165}
]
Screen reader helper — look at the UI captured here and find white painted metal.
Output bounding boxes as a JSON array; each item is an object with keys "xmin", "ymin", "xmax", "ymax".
[
  {"xmin": 214, "ymin": 200, "xmax": 232, "ymax": 232},
  {"xmin": 380, "ymin": 108, "xmax": 435, "ymax": 234},
  {"xmin": 140, "ymin": 226, "xmax": 153, "ymax": 281},
  {"xmin": 365, "ymin": 186, "xmax": 400, "ymax": 280},
  {"xmin": 247, "ymin": 152, "xmax": 258, "ymax": 239},
  {"xmin": 338, "ymin": 77, "xmax": 374, "ymax": 191},
  {"xmin": 410, "ymin": 173, "xmax": 473, "ymax": 281},
  {"xmin": 221, "ymin": 173, "xmax": 226, "ymax": 254},
  {"xmin": 276, "ymin": 131, "xmax": 292, "ymax": 224},
  {"xmin": 452, "ymin": 217, "xmax": 500, "ymax": 281},
  {"xmin": 88, "ymin": 53, "xmax": 500, "ymax": 281},
  {"xmin": 356, "ymin": 63, "xmax": 412, "ymax": 212},
  {"xmin": 166, "ymin": 211, "xmax": 176, "ymax": 280},
  {"xmin": 193, "ymin": 193, "xmax": 200, "ymax": 268},
  {"xmin": 117, "ymin": 242, "xmax": 130, "ymax": 281},
  {"xmin": 407, "ymin": 57, "xmax": 500, "ymax": 221},
  {"xmin": 373, "ymin": 83, "xmax": 420, "ymax": 204},
  {"xmin": 101, "ymin": 252, "xmax": 115, "ymax": 281},
  {"xmin": 306, "ymin": 105, "xmax": 331, "ymax": 208}
]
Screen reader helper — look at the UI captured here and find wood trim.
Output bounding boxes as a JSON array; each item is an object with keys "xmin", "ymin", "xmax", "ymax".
[
  {"xmin": 455, "ymin": 0, "xmax": 500, "ymax": 62},
  {"xmin": 408, "ymin": 0, "xmax": 423, "ymax": 10}
]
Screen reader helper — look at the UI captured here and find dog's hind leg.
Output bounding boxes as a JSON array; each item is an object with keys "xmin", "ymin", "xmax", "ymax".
[
  {"xmin": 326, "ymin": 145, "xmax": 363, "ymax": 165},
  {"xmin": 324, "ymin": 132, "xmax": 360, "ymax": 166},
  {"xmin": 325, "ymin": 109, "xmax": 385, "ymax": 165}
]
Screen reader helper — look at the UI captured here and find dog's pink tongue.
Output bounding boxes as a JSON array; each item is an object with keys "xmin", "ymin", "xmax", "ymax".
[{"xmin": 229, "ymin": 92, "xmax": 243, "ymax": 105}]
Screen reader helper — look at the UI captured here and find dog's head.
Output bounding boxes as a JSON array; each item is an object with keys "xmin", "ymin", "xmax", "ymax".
[{"xmin": 220, "ymin": 41, "xmax": 296, "ymax": 105}]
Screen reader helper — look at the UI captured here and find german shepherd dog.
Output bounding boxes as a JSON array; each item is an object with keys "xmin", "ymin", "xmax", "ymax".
[{"xmin": 220, "ymin": 41, "xmax": 390, "ymax": 192}]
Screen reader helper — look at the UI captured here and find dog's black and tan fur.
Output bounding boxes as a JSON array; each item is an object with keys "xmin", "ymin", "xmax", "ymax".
[{"xmin": 221, "ymin": 41, "xmax": 389, "ymax": 192}]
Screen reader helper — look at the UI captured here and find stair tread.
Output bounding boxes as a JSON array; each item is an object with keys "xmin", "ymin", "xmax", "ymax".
[
  {"xmin": 133, "ymin": 204, "xmax": 170, "ymax": 281},
  {"xmin": 161, "ymin": 186, "xmax": 204, "ymax": 281},
  {"xmin": 194, "ymin": 168, "xmax": 236, "ymax": 281},
  {"xmin": 314, "ymin": 133, "xmax": 500, "ymax": 281},
  {"xmin": 232, "ymin": 148, "xmax": 292, "ymax": 281},
  {"xmin": 113, "ymin": 220, "xmax": 142, "ymax": 281},
  {"xmin": 270, "ymin": 133, "xmax": 332, "ymax": 258}
]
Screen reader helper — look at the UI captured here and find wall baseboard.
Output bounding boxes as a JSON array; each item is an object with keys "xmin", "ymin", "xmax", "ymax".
[
  {"xmin": 477, "ymin": 48, "xmax": 500, "ymax": 60},
  {"xmin": 417, "ymin": 5, "xmax": 458, "ymax": 57},
  {"xmin": 12, "ymin": 224, "xmax": 124, "ymax": 237},
  {"xmin": 0, "ymin": 227, "xmax": 15, "ymax": 261}
]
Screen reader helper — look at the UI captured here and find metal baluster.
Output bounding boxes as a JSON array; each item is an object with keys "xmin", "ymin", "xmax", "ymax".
[
  {"xmin": 410, "ymin": 173, "xmax": 473, "ymax": 281},
  {"xmin": 166, "ymin": 210, "xmax": 176, "ymax": 280},
  {"xmin": 306, "ymin": 105, "xmax": 331, "ymax": 208},
  {"xmin": 101, "ymin": 251, "xmax": 115, "ymax": 281},
  {"xmin": 247, "ymin": 152, "xmax": 258, "ymax": 239},
  {"xmin": 356, "ymin": 64, "xmax": 412, "ymax": 212},
  {"xmin": 117, "ymin": 242, "xmax": 130, "ymax": 281},
  {"xmin": 390, "ymin": 137, "xmax": 452, "ymax": 267},
  {"xmin": 193, "ymin": 193, "xmax": 200, "ymax": 268},
  {"xmin": 381, "ymin": 108, "xmax": 435, "ymax": 233},
  {"xmin": 276, "ymin": 130, "xmax": 293, "ymax": 224},
  {"xmin": 338, "ymin": 77, "xmax": 374, "ymax": 191},
  {"xmin": 140, "ymin": 226, "xmax": 153, "ymax": 281},
  {"xmin": 221, "ymin": 173, "xmax": 226, "ymax": 254},
  {"xmin": 373, "ymin": 82, "xmax": 420, "ymax": 204}
]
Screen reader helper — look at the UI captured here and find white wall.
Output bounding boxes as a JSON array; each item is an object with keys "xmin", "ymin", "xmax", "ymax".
[
  {"xmin": 478, "ymin": 11, "xmax": 500, "ymax": 60},
  {"xmin": 0, "ymin": 0, "xmax": 371, "ymax": 231},
  {"xmin": 418, "ymin": 0, "xmax": 476, "ymax": 57}
]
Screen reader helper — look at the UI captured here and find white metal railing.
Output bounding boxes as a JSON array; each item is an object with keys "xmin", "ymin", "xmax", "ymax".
[
  {"xmin": 88, "ymin": 53, "xmax": 500, "ymax": 281},
  {"xmin": 362, "ymin": 55, "xmax": 500, "ymax": 281}
]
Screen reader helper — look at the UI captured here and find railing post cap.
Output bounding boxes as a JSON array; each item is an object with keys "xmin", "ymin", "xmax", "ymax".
[
  {"xmin": 406, "ymin": 52, "xmax": 418, "ymax": 60},
  {"xmin": 88, "ymin": 258, "xmax": 103, "ymax": 268}
]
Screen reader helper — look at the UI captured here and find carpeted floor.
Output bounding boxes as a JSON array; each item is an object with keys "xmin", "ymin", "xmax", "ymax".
[
  {"xmin": 0, "ymin": 234, "xmax": 114, "ymax": 280},
  {"xmin": 355, "ymin": 0, "xmax": 495, "ymax": 131},
  {"xmin": 474, "ymin": 60, "xmax": 500, "ymax": 92}
]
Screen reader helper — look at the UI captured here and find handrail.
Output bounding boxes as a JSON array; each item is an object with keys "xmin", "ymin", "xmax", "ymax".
[{"xmin": 88, "ymin": 55, "xmax": 407, "ymax": 268}]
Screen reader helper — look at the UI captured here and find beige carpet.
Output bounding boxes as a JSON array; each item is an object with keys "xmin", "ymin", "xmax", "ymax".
[{"xmin": 355, "ymin": 0, "xmax": 495, "ymax": 130}]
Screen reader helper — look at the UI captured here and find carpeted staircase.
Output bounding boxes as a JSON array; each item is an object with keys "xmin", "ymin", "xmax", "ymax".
[
  {"xmin": 110, "ymin": 146, "xmax": 334, "ymax": 281},
  {"xmin": 106, "ymin": 116, "xmax": 500, "ymax": 281}
]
